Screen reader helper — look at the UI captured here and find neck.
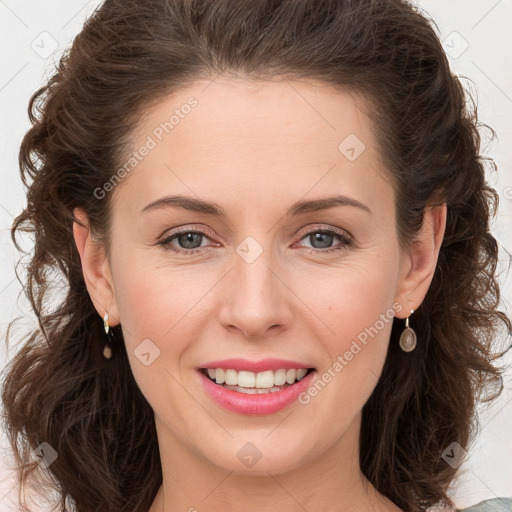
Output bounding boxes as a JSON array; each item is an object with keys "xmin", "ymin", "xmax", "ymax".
[{"xmin": 149, "ymin": 412, "xmax": 402, "ymax": 512}]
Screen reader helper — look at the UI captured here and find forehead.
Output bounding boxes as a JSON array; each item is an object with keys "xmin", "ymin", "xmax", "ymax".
[{"xmin": 110, "ymin": 76, "xmax": 393, "ymax": 219}]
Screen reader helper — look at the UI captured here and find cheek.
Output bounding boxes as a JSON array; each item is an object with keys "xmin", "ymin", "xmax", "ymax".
[
  {"xmin": 306, "ymin": 258, "xmax": 397, "ymax": 342},
  {"xmin": 112, "ymin": 264, "xmax": 196, "ymax": 408},
  {"xmin": 301, "ymin": 255, "xmax": 399, "ymax": 394},
  {"xmin": 114, "ymin": 266, "xmax": 194, "ymax": 346},
  {"xmin": 112, "ymin": 237, "xmax": 399, "ymax": 374},
  {"xmin": 111, "ymin": 254, "xmax": 220, "ymax": 390},
  {"xmin": 113, "ymin": 246, "xmax": 399, "ymax": 345},
  {"xmin": 341, "ymin": 272, "xmax": 395, "ymax": 344},
  {"xmin": 108, "ymin": 231, "xmax": 198, "ymax": 333}
]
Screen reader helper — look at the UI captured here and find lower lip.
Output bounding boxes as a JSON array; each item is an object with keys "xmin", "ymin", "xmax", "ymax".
[{"xmin": 197, "ymin": 369, "xmax": 317, "ymax": 415}]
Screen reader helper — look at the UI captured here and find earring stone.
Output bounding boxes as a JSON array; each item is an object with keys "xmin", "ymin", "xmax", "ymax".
[
  {"xmin": 399, "ymin": 310, "xmax": 417, "ymax": 352},
  {"xmin": 103, "ymin": 344, "xmax": 112, "ymax": 359}
]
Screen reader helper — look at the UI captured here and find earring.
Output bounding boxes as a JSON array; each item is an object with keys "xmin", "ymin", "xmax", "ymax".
[
  {"xmin": 103, "ymin": 312, "xmax": 110, "ymax": 334},
  {"xmin": 103, "ymin": 312, "xmax": 112, "ymax": 359},
  {"xmin": 399, "ymin": 310, "xmax": 417, "ymax": 352}
]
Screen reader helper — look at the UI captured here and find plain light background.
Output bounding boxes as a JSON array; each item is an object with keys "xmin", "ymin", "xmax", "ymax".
[{"xmin": 0, "ymin": 1, "xmax": 511, "ymax": 510}]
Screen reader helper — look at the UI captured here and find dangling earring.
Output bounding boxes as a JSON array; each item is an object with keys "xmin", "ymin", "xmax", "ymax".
[
  {"xmin": 103, "ymin": 312, "xmax": 110, "ymax": 334},
  {"xmin": 399, "ymin": 309, "xmax": 417, "ymax": 352},
  {"xmin": 103, "ymin": 312, "xmax": 112, "ymax": 359}
]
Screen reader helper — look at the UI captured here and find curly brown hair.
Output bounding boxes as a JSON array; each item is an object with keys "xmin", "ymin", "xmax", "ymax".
[{"xmin": 2, "ymin": 0, "xmax": 511, "ymax": 511}]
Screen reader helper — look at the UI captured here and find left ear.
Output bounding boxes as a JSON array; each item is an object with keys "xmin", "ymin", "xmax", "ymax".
[{"xmin": 394, "ymin": 202, "xmax": 447, "ymax": 318}]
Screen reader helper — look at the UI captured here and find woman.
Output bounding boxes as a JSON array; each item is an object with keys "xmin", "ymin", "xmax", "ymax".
[{"xmin": 1, "ymin": 0, "xmax": 511, "ymax": 511}]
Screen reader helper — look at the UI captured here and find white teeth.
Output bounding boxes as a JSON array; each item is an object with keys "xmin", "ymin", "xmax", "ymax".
[
  {"xmin": 205, "ymin": 367, "xmax": 311, "ymax": 389},
  {"xmin": 221, "ymin": 384, "xmax": 286, "ymax": 394},
  {"xmin": 225, "ymin": 369, "xmax": 238, "ymax": 385},
  {"xmin": 286, "ymin": 369, "xmax": 297, "ymax": 384},
  {"xmin": 296, "ymin": 368, "xmax": 308, "ymax": 380},
  {"xmin": 238, "ymin": 371, "xmax": 256, "ymax": 387},
  {"xmin": 256, "ymin": 370, "xmax": 276, "ymax": 388},
  {"xmin": 274, "ymin": 369, "xmax": 287, "ymax": 386},
  {"xmin": 214, "ymin": 368, "xmax": 225, "ymax": 384}
]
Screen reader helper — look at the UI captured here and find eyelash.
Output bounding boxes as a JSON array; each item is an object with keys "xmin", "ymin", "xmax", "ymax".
[{"xmin": 158, "ymin": 225, "xmax": 354, "ymax": 255}]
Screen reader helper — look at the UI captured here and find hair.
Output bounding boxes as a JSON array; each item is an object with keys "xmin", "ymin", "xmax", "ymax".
[{"xmin": 2, "ymin": 0, "xmax": 511, "ymax": 511}]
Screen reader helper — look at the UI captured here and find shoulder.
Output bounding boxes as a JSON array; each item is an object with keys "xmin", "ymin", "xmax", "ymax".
[{"xmin": 456, "ymin": 497, "xmax": 512, "ymax": 512}]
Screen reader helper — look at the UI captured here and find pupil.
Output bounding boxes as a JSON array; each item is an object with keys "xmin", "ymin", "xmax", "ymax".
[
  {"xmin": 312, "ymin": 233, "xmax": 332, "ymax": 249},
  {"xmin": 180, "ymin": 233, "xmax": 201, "ymax": 248}
]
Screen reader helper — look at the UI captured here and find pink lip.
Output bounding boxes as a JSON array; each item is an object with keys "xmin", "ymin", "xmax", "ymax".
[
  {"xmin": 197, "ymin": 368, "xmax": 317, "ymax": 415},
  {"xmin": 197, "ymin": 358, "xmax": 315, "ymax": 373}
]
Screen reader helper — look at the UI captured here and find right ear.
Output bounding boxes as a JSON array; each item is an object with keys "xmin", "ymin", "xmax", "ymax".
[{"xmin": 72, "ymin": 207, "xmax": 120, "ymax": 327}]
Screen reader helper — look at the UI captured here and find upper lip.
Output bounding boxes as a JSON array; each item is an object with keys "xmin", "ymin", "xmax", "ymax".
[{"xmin": 197, "ymin": 358, "xmax": 315, "ymax": 373}]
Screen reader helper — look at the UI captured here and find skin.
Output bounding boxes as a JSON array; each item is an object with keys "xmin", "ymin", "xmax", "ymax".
[{"xmin": 73, "ymin": 76, "xmax": 446, "ymax": 512}]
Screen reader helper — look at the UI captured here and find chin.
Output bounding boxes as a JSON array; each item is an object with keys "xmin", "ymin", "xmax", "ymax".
[{"xmin": 204, "ymin": 441, "xmax": 310, "ymax": 477}]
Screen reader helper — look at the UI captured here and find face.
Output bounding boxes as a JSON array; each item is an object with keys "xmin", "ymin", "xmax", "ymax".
[{"xmin": 76, "ymin": 76, "xmax": 444, "ymax": 478}]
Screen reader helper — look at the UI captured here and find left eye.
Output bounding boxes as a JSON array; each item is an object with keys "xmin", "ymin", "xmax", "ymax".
[
  {"xmin": 158, "ymin": 227, "xmax": 353, "ymax": 255},
  {"xmin": 297, "ymin": 229, "xmax": 352, "ymax": 251}
]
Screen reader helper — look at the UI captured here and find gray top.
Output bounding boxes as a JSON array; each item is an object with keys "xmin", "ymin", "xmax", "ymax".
[{"xmin": 457, "ymin": 497, "xmax": 512, "ymax": 511}]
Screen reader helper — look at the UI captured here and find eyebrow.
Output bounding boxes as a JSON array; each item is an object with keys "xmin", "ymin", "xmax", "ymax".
[{"xmin": 140, "ymin": 194, "xmax": 371, "ymax": 217}]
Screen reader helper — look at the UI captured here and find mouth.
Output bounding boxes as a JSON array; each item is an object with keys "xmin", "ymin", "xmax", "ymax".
[
  {"xmin": 197, "ymin": 366, "xmax": 318, "ymax": 415},
  {"xmin": 198, "ymin": 367, "xmax": 316, "ymax": 394}
]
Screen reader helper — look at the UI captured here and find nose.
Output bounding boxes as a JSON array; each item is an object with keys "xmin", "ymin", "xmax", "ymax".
[{"xmin": 219, "ymin": 242, "xmax": 293, "ymax": 339}]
